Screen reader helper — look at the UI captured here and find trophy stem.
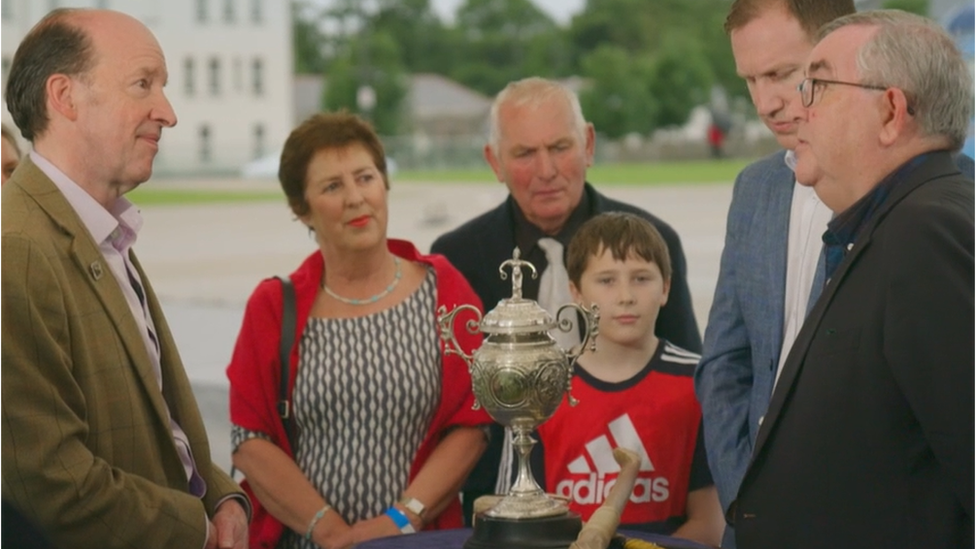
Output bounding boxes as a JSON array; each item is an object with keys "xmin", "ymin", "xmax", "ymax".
[
  {"xmin": 484, "ymin": 426, "xmax": 569, "ymax": 519},
  {"xmin": 510, "ymin": 427, "xmax": 543, "ymax": 497}
]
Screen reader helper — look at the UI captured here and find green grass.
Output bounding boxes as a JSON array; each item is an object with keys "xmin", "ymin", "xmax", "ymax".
[
  {"xmin": 396, "ymin": 158, "xmax": 750, "ymax": 185},
  {"xmin": 129, "ymin": 158, "xmax": 747, "ymax": 206}
]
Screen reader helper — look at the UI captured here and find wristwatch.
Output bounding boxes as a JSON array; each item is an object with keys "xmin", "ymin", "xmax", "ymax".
[{"xmin": 398, "ymin": 496, "xmax": 427, "ymax": 518}]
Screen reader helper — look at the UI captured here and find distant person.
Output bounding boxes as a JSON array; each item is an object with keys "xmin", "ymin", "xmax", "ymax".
[
  {"xmin": 707, "ymin": 120, "xmax": 725, "ymax": 159},
  {"xmin": 536, "ymin": 212, "xmax": 723, "ymax": 546},
  {"xmin": 227, "ymin": 112, "xmax": 490, "ymax": 549},
  {"xmin": 430, "ymin": 76, "xmax": 701, "ymax": 524},
  {"xmin": 733, "ymin": 10, "xmax": 973, "ymax": 548},
  {"xmin": 1, "ymin": 8, "xmax": 249, "ymax": 549},
  {"xmin": 2, "ymin": 123, "xmax": 22, "ymax": 184}
]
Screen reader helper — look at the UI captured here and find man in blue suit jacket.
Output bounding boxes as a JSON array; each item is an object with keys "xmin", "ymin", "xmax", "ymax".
[
  {"xmin": 695, "ymin": 3, "xmax": 975, "ymax": 547},
  {"xmin": 693, "ymin": 2, "xmax": 855, "ymax": 546}
]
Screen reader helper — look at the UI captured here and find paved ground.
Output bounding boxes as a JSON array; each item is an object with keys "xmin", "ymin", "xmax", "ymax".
[{"xmin": 138, "ymin": 178, "xmax": 734, "ymax": 471}]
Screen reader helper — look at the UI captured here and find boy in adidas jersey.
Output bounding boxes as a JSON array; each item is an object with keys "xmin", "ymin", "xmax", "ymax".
[{"xmin": 538, "ymin": 212, "xmax": 723, "ymax": 545}]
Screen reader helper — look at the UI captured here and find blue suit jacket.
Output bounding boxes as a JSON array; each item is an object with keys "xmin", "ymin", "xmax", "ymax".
[
  {"xmin": 694, "ymin": 150, "xmax": 795, "ymax": 518},
  {"xmin": 696, "ymin": 151, "xmax": 975, "ymax": 548}
]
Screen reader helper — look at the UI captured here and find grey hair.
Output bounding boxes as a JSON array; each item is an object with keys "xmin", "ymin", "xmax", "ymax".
[
  {"xmin": 819, "ymin": 9, "xmax": 973, "ymax": 150},
  {"xmin": 487, "ymin": 77, "xmax": 588, "ymax": 153}
]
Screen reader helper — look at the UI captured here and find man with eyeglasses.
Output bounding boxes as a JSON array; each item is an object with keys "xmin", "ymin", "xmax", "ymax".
[
  {"xmin": 731, "ymin": 10, "xmax": 974, "ymax": 549},
  {"xmin": 696, "ymin": 3, "xmax": 975, "ymax": 546}
]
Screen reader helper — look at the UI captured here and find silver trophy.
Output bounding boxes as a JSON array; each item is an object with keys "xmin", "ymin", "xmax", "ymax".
[{"xmin": 439, "ymin": 248, "xmax": 598, "ymax": 547}]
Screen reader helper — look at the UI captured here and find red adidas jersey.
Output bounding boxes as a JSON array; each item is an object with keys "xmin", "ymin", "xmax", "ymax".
[{"xmin": 537, "ymin": 340, "xmax": 710, "ymax": 532}]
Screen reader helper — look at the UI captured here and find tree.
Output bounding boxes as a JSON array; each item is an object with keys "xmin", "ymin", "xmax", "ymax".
[
  {"xmin": 881, "ymin": 0, "xmax": 930, "ymax": 16},
  {"xmin": 578, "ymin": 45, "xmax": 658, "ymax": 138},
  {"xmin": 292, "ymin": 1, "xmax": 328, "ymax": 74},
  {"xmin": 323, "ymin": 31, "xmax": 409, "ymax": 135},
  {"xmin": 369, "ymin": 0, "xmax": 457, "ymax": 74},
  {"xmin": 450, "ymin": 0, "xmax": 561, "ymax": 95},
  {"xmin": 570, "ymin": 0, "xmax": 747, "ymax": 124},
  {"xmin": 646, "ymin": 33, "xmax": 714, "ymax": 127}
]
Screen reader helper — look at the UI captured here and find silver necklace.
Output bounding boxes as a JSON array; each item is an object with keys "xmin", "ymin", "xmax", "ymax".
[{"xmin": 322, "ymin": 256, "xmax": 402, "ymax": 305}]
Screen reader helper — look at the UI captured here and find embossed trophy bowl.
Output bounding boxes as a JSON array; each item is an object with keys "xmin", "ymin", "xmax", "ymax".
[{"xmin": 438, "ymin": 248, "xmax": 598, "ymax": 526}]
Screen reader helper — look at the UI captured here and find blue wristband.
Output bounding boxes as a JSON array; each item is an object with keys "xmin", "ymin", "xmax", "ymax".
[{"xmin": 384, "ymin": 506, "xmax": 416, "ymax": 534}]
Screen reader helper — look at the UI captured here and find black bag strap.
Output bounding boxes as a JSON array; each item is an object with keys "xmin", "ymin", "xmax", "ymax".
[{"xmin": 275, "ymin": 276, "xmax": 297, "ymax": 450}]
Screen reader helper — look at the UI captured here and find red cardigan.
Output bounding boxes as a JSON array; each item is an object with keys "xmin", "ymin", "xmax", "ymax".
[{"xmin": 227, "ymin": 240, "xmax": 489, "ymax": 548}]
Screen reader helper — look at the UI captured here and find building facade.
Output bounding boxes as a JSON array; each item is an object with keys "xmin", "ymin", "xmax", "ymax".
[{"xmin": 1, "ymin": 0, "xmax": 293, "ymax": 175}]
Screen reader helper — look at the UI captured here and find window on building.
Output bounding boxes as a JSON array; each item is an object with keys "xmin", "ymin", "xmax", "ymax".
[
  {"xmin": 209, "ymin": 57, "xmax": 221, "ymax": 96},
  {"xmin": 250, "ymin": 0, "xmax": 262, "ymax": 24},
  {"xmin": 199, "ymin": 125, "xmax": 212, "ymax": 163},
  {"xmin": 253, "ymin": 124, "xmax": 265, "ymax": 160},
  {"xmin": 251, "ymin": 58, "xmax": 264, "ymax": 96},
  {"xmin": 184, "ymin": 57, "xmax": 195, "ymax": 96},
  {"xmin": 223, "ymin": 0, "xmax": 235, "ymax": 23},
  {"xmin": 196, "ymin": 0, "xmax": 208, "ymax": 23}
]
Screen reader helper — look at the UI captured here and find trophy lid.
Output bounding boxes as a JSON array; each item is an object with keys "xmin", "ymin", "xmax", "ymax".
[
  {"xmin": 480, "ymin": 248, "xmax": 557, "ymax": 335},
  {"xmin": 481, "ymin": 297, "xmax": 555, "ymax": 334}
]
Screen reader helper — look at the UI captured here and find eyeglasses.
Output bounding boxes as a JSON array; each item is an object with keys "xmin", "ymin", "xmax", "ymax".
[{"xmin": 797, "ymin": 77, "xmax": 917, "ymax": 116}]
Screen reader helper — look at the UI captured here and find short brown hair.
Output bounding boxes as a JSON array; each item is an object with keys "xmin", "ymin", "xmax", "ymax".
[
  {"xmin": 567, "ymin": 212, "xmax": 671, "ymax": 287},
  {"xmin": 278, "ymin": 111, "xmax": 389, "ymax": 218},
  {"xmin": 5, "ymin": 8, "xmax": 95, "ymax": 141},
  {"xmin": 724, "ymin": 0, "xmax": 855, "ymax": 37}
]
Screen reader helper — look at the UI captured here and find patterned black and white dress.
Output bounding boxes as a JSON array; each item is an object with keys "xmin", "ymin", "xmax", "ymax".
[{"xmin": 232, "ymin": 273, "xmax": 442, "ymax": 549}]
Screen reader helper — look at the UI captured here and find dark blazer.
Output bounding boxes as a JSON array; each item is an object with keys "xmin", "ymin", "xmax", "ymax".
[
  {"xmin": 431, "ymin": 182, "xmax": 702, "ymax": 522},
  {"xmin": 1, "ymin": 157, "xmax": 245, "ymax": 549},
  {"xmin": 732, "ymin": 152, "xmax": 974, "ymax": 549}
]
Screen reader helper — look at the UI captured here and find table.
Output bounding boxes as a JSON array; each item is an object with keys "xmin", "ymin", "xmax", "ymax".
[{"xmin": 356, "ymin": 528, "xmax": 715, "ymax": 549}]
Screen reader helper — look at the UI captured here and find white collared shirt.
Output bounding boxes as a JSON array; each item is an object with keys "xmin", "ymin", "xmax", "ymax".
[{"xmin": 774, "ymin": 151, "xmax": 832, "ymax": 389}]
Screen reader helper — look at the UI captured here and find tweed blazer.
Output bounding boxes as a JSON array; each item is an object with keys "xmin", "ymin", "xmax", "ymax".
[{"xmin": 1, "ymin": 157, "xmax": 243, "ymax": 549}]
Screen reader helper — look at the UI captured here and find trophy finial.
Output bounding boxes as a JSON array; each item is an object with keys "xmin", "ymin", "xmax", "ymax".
[{"xmin": 499, "ymin": 247, "xmax": 537, "ymax": 300}]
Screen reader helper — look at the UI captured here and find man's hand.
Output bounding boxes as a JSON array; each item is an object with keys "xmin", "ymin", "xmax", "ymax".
[{"xmin": 211, "ymin": 499, "xmax": 249, "ymax": 549}]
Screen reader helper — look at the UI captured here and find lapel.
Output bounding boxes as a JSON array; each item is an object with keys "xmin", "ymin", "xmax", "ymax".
[
  {"xmin": 748, "ymin": 152, "xmax": 959, "ymax": 460},
  {"xmin": 758, "ymin": 154, "xmax": 796, "ymax": 354},
  {"xmin": 19, "ymin": 158, "xmax": 174, "ymax": 431}
]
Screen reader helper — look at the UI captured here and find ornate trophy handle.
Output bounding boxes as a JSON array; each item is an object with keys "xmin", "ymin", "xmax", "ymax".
[
  {"xmin": 556, "ymin": 303, "xmax": 600, "ymax": 406},
  {"xmin": 553, "ymin": 302, "xmax": 599, "ymax": 406},
  {"xmin": 437, "ymin": 304, "xmax": 483, "ymax": 367},
  {"xmin": 499, "ymin": 247, "xmax": 537, "ymax": 300},
  {"xmin": 437, "ymin": 304, "xmax": 484, "ymax": 410}
]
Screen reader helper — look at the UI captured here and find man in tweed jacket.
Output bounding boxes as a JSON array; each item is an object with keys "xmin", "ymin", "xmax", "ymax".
[{"xmin": 1, "ymin": 9, "xmax": 248, "ymax": 548}]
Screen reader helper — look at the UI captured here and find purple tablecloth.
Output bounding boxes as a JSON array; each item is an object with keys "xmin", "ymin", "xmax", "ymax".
[{"xmin": 355, "ymin": 528, "xmax": 714, "ymax": 549}]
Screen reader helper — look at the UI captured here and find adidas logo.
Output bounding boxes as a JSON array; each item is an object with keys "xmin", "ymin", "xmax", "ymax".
[{"xmin": 554, "ymin": 414, "xmax": 670, "ymax": 505}]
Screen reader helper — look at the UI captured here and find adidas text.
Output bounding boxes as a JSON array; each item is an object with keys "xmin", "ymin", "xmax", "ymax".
[{"xmin": 555, "ymin": 473, "xmax": 670, "ymax": 505}]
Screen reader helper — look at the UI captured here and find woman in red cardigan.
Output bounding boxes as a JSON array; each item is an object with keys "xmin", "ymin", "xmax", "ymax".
[{"xmin": 227, "ymin": 112, "xmax": 490, "ymax": 549}]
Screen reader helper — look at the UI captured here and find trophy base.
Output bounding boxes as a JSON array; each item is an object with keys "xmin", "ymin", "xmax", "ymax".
[{"xmin": 464, "ymin": 512, "xmax": 583, "ymax": 549}]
